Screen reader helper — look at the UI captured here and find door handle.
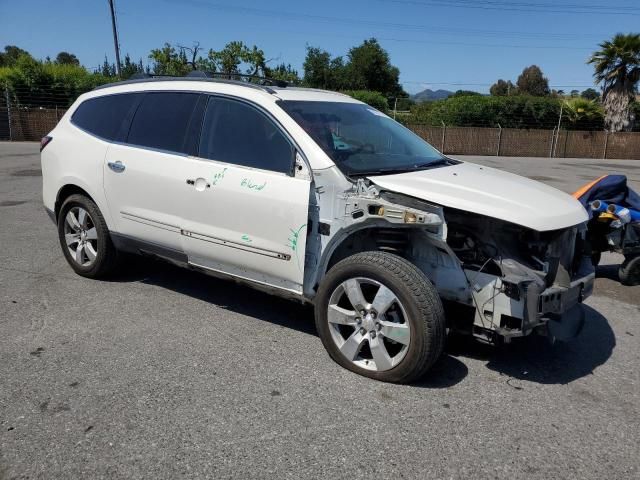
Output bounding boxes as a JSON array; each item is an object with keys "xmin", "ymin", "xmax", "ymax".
[
  {"xmin": 108, "ymin": 161, "xmax": 125, "ymax": 173},
  {"xmin": 186, "ymin": 178, "xmax": 211, "ymax": 190}
]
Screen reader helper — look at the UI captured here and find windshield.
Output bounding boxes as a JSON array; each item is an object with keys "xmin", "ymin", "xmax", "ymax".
[{"xmin": 278, "ymin": 100, "xmax": 450, "ymax": 176}]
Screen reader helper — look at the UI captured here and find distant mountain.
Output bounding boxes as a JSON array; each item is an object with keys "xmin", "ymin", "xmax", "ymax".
[{"xmin": 412, "ymin": 89, "xmax": 454, "ymax": 102}]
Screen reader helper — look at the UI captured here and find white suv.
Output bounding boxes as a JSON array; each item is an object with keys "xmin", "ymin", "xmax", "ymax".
[{"xmin": 41, "ymin": 76, "xmax": 595, "ymax": 383}]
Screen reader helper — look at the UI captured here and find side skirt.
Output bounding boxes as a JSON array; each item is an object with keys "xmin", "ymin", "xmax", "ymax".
[{"xmin": 109, "ymin": 232, "xmax": 309, "ymax": 303}]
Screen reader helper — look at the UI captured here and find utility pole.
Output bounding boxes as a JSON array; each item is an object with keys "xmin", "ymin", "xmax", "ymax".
[{"xmin": 108, "ymin": 0, "xmax": 121, "ymax": 76}]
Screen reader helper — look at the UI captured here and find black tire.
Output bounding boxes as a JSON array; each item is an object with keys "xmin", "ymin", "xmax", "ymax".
[
  {"xmin": 315, "ymin": 251, "xmax": 445, "ymax": 383},
  {"xmin": 619, "ymin": 254, "xmax": 640, "ymax": 286},
  {"xmin": 57, "ymin": 194, "xmax": 120, "ymax": 278}
]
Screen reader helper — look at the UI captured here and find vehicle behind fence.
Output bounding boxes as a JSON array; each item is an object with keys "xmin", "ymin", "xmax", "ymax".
[{"xmin": 1, "ymin": 95, "xmax": 639, "ymax": 160}]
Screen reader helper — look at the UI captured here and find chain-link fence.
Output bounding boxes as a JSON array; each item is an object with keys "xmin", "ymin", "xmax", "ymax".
[
  {"xmin": 1, "ymin": 86, "xmax": 639, "ymax": 159},
  {"xmin": 407, "ymin": 124, "xmax": 640, "ymax": 160}
]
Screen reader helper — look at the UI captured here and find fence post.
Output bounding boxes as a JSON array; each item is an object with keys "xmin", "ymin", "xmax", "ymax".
[
  {"xmin": 549, "ymin": 126, "xmax": 556, "ymax": 158},
  {"xmin": 603, "ymin": 132, "xmax": 609, "ymax": 159},
  {"xmin": 5, "ymin": 88, "xmax": 12, "ymax": 141},
  {"xmin": 496, "ymin": 123, "xmax": 502, "ymax": 156},
  {"xmin": 441, "ymin": 121, "xmax": 446, "ymax": 153}
]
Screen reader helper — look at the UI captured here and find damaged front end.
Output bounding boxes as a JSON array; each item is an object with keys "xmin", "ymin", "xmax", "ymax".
[
  {"xmin": 441, "ymin": 209, "xmax": 595, "ymax": 343},
  {"xmin": 312, "ymin": 174, "xmax": 594, "ymax": 345}
]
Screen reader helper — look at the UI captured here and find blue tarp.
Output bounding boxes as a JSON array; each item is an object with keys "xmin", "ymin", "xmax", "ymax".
[{"xmin": 575, "ymin": 175, "xmax": 640, "ymax": 218}]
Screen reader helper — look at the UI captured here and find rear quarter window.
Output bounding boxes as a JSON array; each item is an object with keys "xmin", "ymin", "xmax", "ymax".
[
  {"xmin": 71, "ymin": 93, "xmax": 141, "ymax": 141},
  {"xmin": 127, "ymin": 92, "xmax": 202, "ymax": 154}
]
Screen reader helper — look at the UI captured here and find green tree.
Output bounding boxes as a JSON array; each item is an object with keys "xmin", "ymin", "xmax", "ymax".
[
  {"xmin": 408, "ymin": 95, "xmax": 561, "ymax": 129},
  {"xmin": 581, "ymin": 88, "xmax": 600, "ymax": 100},
  {"xmin": 302, "ymin": 46, "xmax": 335, "ymax": 89},
  {"xmin": 1, "ymin": 54, "xmax": 108, "ymax": 107},
  {"xmin": 148, "ymin": 43, "xmax": 191, "ymax": 76},
  {"xmin": 489, "ymin": 79, "xmax": 515, "ymax": 96},
  {"xmin": 343, "ymin": 90, "xmax": 389, "ymax": 112},
  {"xmin": 562, "ymin": 97, "xmax": 604, "ymax": 130},
  {"xmin": 99, "ymin": 56, "xmax": 116, "ymax": 77},
  {"xmin": 588, "ymin": 33, "xmax": 640, "ymax": 132},
  {"xmin": 207, "ymin": 41, "xmax": 268, "ymax": 79},
  {"xmin": 120, "ymin": 54, "xmax": 146, "ymax": 79},
  {"xmin": 266, "ymin": 63, "xmax": 300, "ymax": 84},
  {"xmin": 345, "ymin": 38, "xmax": 404, "ymax": 97},
  {"xmin": 55, "ymin": 52, "xmax": 80, "ymax": 66},
  {"xmin": 0, "ymin": 45, "xmax": 32, "ymax": 67},
  {"xmin": 516, "ymin": 65, "xmax": 550, "ymax": 96},
  {"xmin": 451, "ymin": 90, "xmax": 482, "ymax": 98}
]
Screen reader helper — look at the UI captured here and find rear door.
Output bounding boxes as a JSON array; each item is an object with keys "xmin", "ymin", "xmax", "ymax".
[
  {"xmin": 103, "ymin": 91, "xmax": 205, "ymax": 252},
  {"xmin": 179, "ymin": 96, "xmax": 311, "ymax": 293}
]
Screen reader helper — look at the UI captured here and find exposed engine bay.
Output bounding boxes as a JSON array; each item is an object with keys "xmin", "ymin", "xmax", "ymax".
[
  {"xmin": 441, "ymin": 209, "xmax": 594, "ymax": 342},
  {"xmin": 310, "ymin": 176, "xmax": 596, "ymax": 344}
]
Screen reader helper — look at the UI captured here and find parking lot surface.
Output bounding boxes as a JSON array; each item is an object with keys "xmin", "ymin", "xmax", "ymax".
[{"xmin": 0, "ymin": 142, "xmax": 638, "ymax": 479}]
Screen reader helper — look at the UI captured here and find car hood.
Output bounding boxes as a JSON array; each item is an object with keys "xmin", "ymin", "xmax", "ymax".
[{"xmin": 367, "ymin": 162, "xmax": 588, "ymax": 231}]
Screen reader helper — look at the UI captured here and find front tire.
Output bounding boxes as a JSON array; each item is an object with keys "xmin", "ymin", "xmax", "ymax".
[
  {"xmin": 315, "ymin": 251, "xmax": 445, "ymax": 383},
  {"xmin": 57, "ymin": 194, "xmax": 119, "ymax": 278},
  {"xmin": 619, "ymin": 254, "xmax": 640, "ymax": 286}
]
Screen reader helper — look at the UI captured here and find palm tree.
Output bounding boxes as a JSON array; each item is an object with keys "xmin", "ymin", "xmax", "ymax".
[
  {"xmin": 588, "ymin": 33, "xmax": 640, "ymax": 132},
  {"xmin": 562, "ymin": 98, "xmax": 604, "ymax": 130}
]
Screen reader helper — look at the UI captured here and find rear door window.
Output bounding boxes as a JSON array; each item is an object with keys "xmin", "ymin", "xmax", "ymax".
[
  {"xmin": 71, "ymin": 93, "xmax": 141, "ymax": 141},
  {"xmin": 199, "ymin": 97, "xmax": 294, "ymax": 174},
  {"xmin": 127, "ymin": 92, "xmax": 203, "ymax": 154}
]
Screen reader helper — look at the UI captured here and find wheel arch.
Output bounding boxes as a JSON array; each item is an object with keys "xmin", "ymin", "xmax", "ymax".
[
  {"xmin": 309, "ymin": 221, "xmax": 417, "ymax": 296},
  {"xmin": 54, "ymin": 182, "xmax": 114, "ymax": 231}
]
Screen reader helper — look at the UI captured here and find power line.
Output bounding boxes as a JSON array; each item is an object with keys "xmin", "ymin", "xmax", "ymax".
[
  {"xmin": 400, "ymin": 80, "xmax": 595, "ymax": 89},
  {"xmin": 402, "ymin": 81, "xmax": 596, "ymax": 88},
  {"xmin": 246, "ymin": 27, "xmax": 594, "ymax": 51},
  {"xmin": 165, "ymin": 0, "xmax": 612, "ymax": 40},
  {"xmin": 376, "ymin": 0, "xmax": 640, "ymax": 16}
]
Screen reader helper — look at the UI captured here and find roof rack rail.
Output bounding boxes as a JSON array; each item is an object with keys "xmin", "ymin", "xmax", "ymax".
[
  {"xmin": 93, "ymin": 71, "xmax": 290, "ymax": 94},
  {"xmin": 128, "ymin": 72, "xmax": 153, "ymax": 80}
]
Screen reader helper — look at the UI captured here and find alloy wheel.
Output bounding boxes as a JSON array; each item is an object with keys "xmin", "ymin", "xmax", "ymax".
[
  {"xmin": 63, "ymin": 207, "xmax": 98, "ymax": 267},
  {"xmin": 327, "ymin": 277, "xmax": 411, "ymax": 372}
]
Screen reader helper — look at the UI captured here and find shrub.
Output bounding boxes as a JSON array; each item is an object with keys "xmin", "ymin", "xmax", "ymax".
[
  {"xmin": 406, "ymin": 95, "xmax": 563, "ymax": 129},
  {"xmin": 343, "ymin": 90, "xmax": 389, "ymax": 112},
  {"xmin": 0, "ymin": 55, "xmax": 109, "ymax": 107}
]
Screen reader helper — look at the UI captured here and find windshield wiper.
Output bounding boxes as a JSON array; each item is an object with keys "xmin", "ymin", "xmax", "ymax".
[
  {"xmin": 348, "ymin": 167, "xmax": 416, "ymax": 177},
  {"xmin": 415, "ymin": 158, "xmax": 454, "ymax": 168},
  {"xmin": 349, "ymin": 159, "xmax": 454, "ymax": 177}
]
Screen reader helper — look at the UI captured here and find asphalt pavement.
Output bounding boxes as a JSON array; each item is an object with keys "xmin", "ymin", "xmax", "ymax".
[{"xmin": 0, "ymin": 142, "xmax": 638, "ymax": 479}]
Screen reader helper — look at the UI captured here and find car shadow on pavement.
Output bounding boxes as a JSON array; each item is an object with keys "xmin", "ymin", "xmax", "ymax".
[
  {"xmin": 109, "ymin": 256, "xmax": 470, "ymax": 388},
  {"xmin": 110, "ymin": 255, "xmax": 318, "ymax": 336},
  {"xmin": 412, "ymin": 354, "xmax": 469, "ymax": 388},
  {"xmin": 446, "ymin": 304, "xmax": 616, "ymax": 385},
  {"xmin": 107, "ymin": 257, "xmax": 614, "ymax": 387}
]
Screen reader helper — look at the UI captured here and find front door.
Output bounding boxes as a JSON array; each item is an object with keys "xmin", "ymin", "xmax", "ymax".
[{"xmin": 179, "ymin": 96, "xmax": 311, "ymax": 294}]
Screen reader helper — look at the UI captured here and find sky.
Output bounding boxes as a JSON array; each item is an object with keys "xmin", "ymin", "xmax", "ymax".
[{"xmin": 1, "ymin": 0, "xmax": 638, "ymax": 94}]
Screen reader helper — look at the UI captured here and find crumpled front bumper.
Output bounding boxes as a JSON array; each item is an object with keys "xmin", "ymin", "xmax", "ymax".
[{"xmin": 521, "ymin": 270, "xmax": 595, "ymax": 340}]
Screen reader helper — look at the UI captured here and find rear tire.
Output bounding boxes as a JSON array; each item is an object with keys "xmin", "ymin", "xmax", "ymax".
[
  {"xmin": 57, "ymin": 194, "xmax": 120, "ymax": 278},
  {"xmin": 619, "ymin": 254, "xmax": 640, "ymax": 286},
  {"xmin": 315, "ymin": 251, "xmax": 445, "ymax": 384}
]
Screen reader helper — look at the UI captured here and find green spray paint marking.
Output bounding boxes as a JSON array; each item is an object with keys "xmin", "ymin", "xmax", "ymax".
[
  {"xmin": 286, "ymin": 224, "xmax": 307, "ymax": 271},
  {"xmin": 240, "ymin": 178, "xmax": 267, "ymax": 191},
  {"xmin": 212, "ymin": 168, "xmax": 227, "ymax": 187},
  {"xmin": 241, "ymin": 234, "xmax": 252, "ymax": 243}
]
